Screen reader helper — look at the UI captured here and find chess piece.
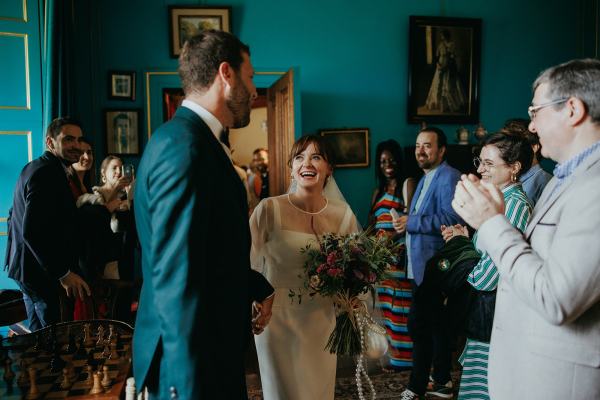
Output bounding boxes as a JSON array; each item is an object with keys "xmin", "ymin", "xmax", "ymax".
[
  {"xmin": 101, "ymin": 365, "xmax": 112, "ymax": 389},
  {"xmin": 75, "ymin": 335, "xmax": 87, "ymax": 359},
  {"xmin": 17, "ymin": 360, "xmax": 28, "ymax": 386},
  {"xmin": 3, "ymin": 356, "xmax": 15, "ymax": 388},
  {"xmin": 89, "ymin": 371, "xmax": 104, "ymax": 394},
  {"xmin": 86, "ymin": 348, "xmax": 96, "ymax": 368},
  {"xmin": 60, "ymin": 367, "xmax": 70, "ymax": 389},
  {"xmin": 96, "ymin": 325, "xmax": 105, "ymax": 347},
  {"xmin": 32, "ymin": 333, "xmax": 42, "ymax": 352},
  {"xmin": 26, "ymin": 367, "xmax": 40, "ymax": 400},
  {"xmin": 125, "ymin": 376, "xmax": 136, "ymax": 400},
  {"xmin": 67, "ymin": 360, "xmax": 77, "ymax": 381},
  {"xmin": 65, "ymin": 330, "xmax": 77, "ymax": 354},
  {"xmin": 108, "ymin": 324, "xmax": 115, "ymax": 343},
  {"xmin": 102, "ymin": 343, "xmax": 111, "ymax": 358},
  {"xmin": 83, "ymin": 323, "xmax": 93, "ymax": 347},
  {"xmin": 109, "ymin": 342, "xmax": 119, "ymax": 360},
  {"xmin": 83, "ymin": 365, "xmax": 94, "ymax": 388}
]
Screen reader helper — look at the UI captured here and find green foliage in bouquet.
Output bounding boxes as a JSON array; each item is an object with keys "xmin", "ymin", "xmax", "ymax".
[{"xmin": 298, "ymin": 229, "xmax": 399, "ymax": 356}]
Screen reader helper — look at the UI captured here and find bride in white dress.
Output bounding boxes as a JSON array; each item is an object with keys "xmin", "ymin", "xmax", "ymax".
[{"xmin": 250, "ymin": 135, "xmax": 360, "ymax": 400}]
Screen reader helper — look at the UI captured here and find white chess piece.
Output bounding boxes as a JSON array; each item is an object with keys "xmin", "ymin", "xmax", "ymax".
[{"xmin": 125, "ymin": 377, "xmax": 136, "ymax": 400}]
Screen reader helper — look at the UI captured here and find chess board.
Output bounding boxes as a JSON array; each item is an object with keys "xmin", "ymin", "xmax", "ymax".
[{"xmin": 0, "ymin": 320, "xmax": 133, "ymax": 399}]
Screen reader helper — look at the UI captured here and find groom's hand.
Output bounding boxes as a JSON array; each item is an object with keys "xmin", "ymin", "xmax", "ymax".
[{"xmin": 252, "ymin": 294, "xmax": 274, "ymax": 335}]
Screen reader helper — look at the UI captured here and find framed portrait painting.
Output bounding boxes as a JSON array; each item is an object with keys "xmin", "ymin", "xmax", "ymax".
[
  {"xmin": 407, "ymin": 16, "xmax": 482, "ymax": 124},
  {"xmin": 319, "ymin": 128, "xmax": 370, "ymax": 168},
  {"xmin": 169, "ymin": 6, "xmax": 232, "ymax": 58},
  {"xmin": 108, "ymin": 71, "xmax": 136, "ymax": 101},
  {"xmin": 105, "ymin": 109, "xmax": 141, "ymax": 155}
]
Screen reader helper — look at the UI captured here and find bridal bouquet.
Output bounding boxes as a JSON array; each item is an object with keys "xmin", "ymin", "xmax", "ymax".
[{"xmin": 296, "ymin": 229, "xmax": 398, "ymax": 356}]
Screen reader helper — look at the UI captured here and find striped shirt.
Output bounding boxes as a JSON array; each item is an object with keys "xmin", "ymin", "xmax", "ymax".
[
  {"xmin": 468, "ymin": 183, "xmax": 532, "ymax": 291},
  {"xmin": 458, "ymin": 183, "xmax": 532, "ymax": 400}
]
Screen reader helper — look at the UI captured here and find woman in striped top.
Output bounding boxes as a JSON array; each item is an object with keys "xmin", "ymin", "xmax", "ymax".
[
  {"xmin": 368, "ymin": 140, "xmax": 416, "ymax": 371},
  {"xmin": 442, "ymin": 132, "xmax": 534, "ymax": 399}
]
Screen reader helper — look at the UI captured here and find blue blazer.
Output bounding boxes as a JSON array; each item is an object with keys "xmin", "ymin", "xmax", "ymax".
[
  {"xmin": 407, "ymin": 161, "xmax": 463, "ymax": 285},
  {"xmin": 133, "ymin": 107, "xmax": 273, "ymax": 400}
]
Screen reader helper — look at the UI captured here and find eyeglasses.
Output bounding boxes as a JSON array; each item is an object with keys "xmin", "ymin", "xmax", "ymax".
[
  {"xmin": 473, "ymin": 157, "xmax": 507, "ymax": 170},
  {"xmin": 527, "ymin": 98, "xmax": 568, "ymax": 120}
]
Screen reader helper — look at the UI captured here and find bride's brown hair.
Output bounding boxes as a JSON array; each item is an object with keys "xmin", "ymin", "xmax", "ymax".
[{"xmin": 287, "ymin": 135, "xmax": 336, "ymax": 169}]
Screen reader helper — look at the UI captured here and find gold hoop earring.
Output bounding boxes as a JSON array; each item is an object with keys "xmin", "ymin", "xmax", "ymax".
[{"xmin": 511, "ymin": 172, "xmax": 517, "ymax": 183}]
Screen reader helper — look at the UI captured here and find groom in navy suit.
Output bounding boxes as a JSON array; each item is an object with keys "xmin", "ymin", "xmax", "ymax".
[
  {"xmin": 133, "ymin": 31, "xmax": 274, "ymax": 400},
  {"xmin": 393, "ymin": 127, "xmax": 463, "ymax": 399}
]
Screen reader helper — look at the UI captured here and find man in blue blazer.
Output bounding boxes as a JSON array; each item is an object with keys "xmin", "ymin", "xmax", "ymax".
[
  {"xmin": 5, "ymin": 117, "xmax": 91, "ymax": 330},
  {"xmin": 133, "ymin": 31, "xmax": 274, "ymax": 400},
  {"xmin": 393, "ymin": 127, "xmax": 462, "ymax": 399}
]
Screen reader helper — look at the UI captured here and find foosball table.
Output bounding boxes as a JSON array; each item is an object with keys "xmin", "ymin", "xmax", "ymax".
[{"xmin": 0, "ymin": 320, "xmax": 134, "ymax": 399}]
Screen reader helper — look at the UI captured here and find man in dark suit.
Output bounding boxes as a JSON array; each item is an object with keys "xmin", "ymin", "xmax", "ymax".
[
  {"xmin": 133, "ymin": 30, "xmax": 274, "ymax": 400},
  {"xmin": 5, "ymin": 117, "xmax": 91, "ymax": 331}
]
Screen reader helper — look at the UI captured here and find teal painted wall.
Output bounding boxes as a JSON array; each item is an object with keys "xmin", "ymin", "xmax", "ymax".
[
  {"xmin": 74, "ymin": 0, "xmax": 590, "ymax": 224},
  {"xmin": 0, "ymin": 0, "xmax": 44, "ymax": 318}
]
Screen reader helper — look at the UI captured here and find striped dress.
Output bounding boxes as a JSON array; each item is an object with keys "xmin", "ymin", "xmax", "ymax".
[
  {"xmin": 458, "ymin": 183, "xmax": 532, "ymax": 399},
  {"xmin": 371, "ymin": 192, "xmax": 413, "ymax": 370}
]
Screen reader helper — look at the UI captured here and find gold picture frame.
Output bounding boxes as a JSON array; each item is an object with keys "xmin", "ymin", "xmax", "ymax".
[
  {"xmin": 319, "ymin": 128, "xmax": 370, "ymax": 168},
  {"xmin": 169, "ymin": 6, "xmax": 231, "ymax": 58}
]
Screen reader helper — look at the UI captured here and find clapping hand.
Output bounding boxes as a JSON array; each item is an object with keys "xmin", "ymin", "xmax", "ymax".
[
  {"xmin": 441, "ymin": 224, "xmax": 469, "ymax": 242},
  {"xmin": 452, "ymin": 174, "xmax": 505, "ymax": 229},
  {"xmin": 252, "ymin": 295, "xmax": 274, "ymax": 335}
]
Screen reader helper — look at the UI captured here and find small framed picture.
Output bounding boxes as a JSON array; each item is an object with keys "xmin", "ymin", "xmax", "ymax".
[
  {"xmin": 319, "ymin": 128, "xmax": 370, "ymax": 168},
  {"xmin": 169, "ymin": 6, "xmax": 232, "ymax": 58},
  {"xmin": 105, "ymin": 109, "xmax": 141, "ymax": 155},
  {"xmin": 108, "ymin": 71, "xmax": 136, "ymax": 101}
]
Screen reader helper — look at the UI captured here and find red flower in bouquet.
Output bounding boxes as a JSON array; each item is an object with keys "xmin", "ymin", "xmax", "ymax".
[{"xmin": 297, "ymin": 229, "xmax": 399, "ymax": 356}]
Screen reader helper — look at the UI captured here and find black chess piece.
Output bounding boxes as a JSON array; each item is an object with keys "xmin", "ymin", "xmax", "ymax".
[
  {"xmin": 64, "ymin": 332, "xmax": 77, "ymax": 355},
  {"xmin": 49, "ymin": 351, "xmax": 66, "ymax": 373},
  {"xmin": 32, "ymin": 332, "xmax": 42, "ymax": 352},
  {"xmin": 74, "ymin": 335, "xmax": 87, "ymax": 360},
  {"xmin": 86, "ymin": 348, "xmax": 97, "ymax": 368}
]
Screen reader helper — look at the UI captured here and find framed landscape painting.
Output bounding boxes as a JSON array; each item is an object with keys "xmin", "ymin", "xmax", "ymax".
[{"xmin": 169, "ymin": 6, "xmax": 231, "ymax": 57}]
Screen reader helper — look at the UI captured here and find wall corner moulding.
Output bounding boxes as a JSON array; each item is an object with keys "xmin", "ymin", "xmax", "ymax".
[{"xmin": 0, "ymin": 0, "xmax": 28, "ymax": 23}]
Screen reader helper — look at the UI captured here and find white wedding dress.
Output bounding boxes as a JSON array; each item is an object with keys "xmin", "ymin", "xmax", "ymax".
[{"xmin": 250, "ymin": 194, "xmax": 360, "ymax": 400}]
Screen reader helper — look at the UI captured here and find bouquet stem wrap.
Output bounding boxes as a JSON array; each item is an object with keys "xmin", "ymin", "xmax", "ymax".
[{"xmin": 325, "ymin": 292, "xmax": 365, "ymax": 356}]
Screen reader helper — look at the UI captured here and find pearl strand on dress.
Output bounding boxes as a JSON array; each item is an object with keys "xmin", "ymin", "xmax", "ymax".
[{"xmin": 354, "ymin": 310, "xmax": 376, "ymax": 400}]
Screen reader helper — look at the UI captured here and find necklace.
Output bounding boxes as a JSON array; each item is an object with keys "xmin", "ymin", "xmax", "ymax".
[{"xmin": 286, "ymin": 193, "xmax": 328, "ymax": 215}]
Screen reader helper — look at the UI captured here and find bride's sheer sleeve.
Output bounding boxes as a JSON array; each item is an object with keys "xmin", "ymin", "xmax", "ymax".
[
  {"xmin": 339, "ymin": 203, "xmax": 362, "ymax": 235},
  {"xmin": 249, "ymin": 198, "xmax": 273, "ymax": 273}
]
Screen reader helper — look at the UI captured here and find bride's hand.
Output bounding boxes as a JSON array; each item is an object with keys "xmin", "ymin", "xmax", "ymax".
[{"xmin": 252, "ymin": 295, "xmax": 274, "ymax": 335}]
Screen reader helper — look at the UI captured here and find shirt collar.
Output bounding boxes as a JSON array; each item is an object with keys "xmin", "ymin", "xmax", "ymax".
[
  {"xmin": 520, "ymin": 163, "xmax": 541, "ymax": 181},
  {"xmin": 181, "ymin": 99, "xmax": 231, "ymax": 159},
  {"xmin": 553, "ymin": 140, "xmax": 600, "ymax": 180}
]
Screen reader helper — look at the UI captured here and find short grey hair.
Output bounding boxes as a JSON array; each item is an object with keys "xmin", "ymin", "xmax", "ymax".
[{"xmin": 533, "ymin": 58, "xmax": 600, "ymax": 124}]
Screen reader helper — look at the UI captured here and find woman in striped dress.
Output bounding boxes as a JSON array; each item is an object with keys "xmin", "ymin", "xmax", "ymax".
[
  {"xmin": 442, "ymin": 132, "xmax": 534, "ymax": 399},
  {"xmin": 368, "ymin": 140, "xmax": 416, "ymax": 371}
]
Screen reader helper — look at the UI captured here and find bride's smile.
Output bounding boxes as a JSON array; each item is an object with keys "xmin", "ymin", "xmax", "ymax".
[{"xmin": 291, "ymin": 143, "xmax": 332, "ymax": 189}]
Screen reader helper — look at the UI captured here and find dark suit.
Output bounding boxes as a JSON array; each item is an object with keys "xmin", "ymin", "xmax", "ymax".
[
  {"xmin": 5, "ymin": 151, "xmax": 79, "ymax": 330},
  {"xmin": 133, "ymin": 106, "xmax": 273, "ymax": 400}
]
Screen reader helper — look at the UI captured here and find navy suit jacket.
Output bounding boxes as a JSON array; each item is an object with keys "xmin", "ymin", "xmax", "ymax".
[
  {"xmin": 5, "ymin": 151, "xmax": 78, "ymax": 290},
  {"xmin": 406, "ymin": 161, "xmax": 463, "ymax": 285},
  {"xmin": 133, "ymin": 106, "xmax": 273, "ymax": 400}
]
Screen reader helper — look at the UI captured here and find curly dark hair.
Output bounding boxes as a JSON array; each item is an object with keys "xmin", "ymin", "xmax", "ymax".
[{"xmin": 481, "ymin": 131, "xmax": 533, "ymax": 179}]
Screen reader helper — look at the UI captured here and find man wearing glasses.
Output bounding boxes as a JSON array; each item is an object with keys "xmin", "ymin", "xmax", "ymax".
[{"xmin": 452, "ymin": 59, "xmax": 600, "ymax": 399}]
